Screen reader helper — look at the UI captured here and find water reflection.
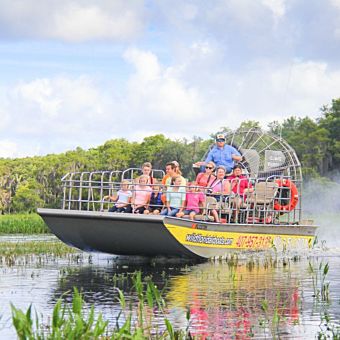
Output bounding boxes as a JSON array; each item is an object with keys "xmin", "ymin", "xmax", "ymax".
[
  {"xmin": 166, "ymin": 261, "xmax": 302, "ymax": 338},
  {"xmin": 49, "ymin": 253, "xmax": 340, "ymax": 339}
]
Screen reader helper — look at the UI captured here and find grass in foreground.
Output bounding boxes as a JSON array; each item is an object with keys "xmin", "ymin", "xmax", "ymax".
[
  {"xmin": 0, "ymin": 213, "xmax": 49, "ymax": 234},
  {"xmin": 11, "ymin": 272, "xmax": 190, "ymax": 339}
]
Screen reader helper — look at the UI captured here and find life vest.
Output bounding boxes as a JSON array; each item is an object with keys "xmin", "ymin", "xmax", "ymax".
[{"xmin": 274, "ymin": 179, "xmax": 299, "ymax": 212}]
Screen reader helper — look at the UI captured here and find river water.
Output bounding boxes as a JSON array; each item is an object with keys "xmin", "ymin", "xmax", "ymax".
[{"xmin": 0, "ymin": 233, "xmax": 339, "ymax": 339}]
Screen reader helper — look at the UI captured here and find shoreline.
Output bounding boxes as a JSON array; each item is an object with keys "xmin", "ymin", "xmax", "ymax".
[{"xmin": 0, "ymin": 213, "xmax": 49, "ymax": 234}]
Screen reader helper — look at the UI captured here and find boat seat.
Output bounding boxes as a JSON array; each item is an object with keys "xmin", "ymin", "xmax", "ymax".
[
  {"xmin": 246, "ymin": 181, "xmax": 278, "ymax": 205},
  {"xmin": 218, "ymin": 199, "xmax": 232, "ymax": 215},
  {"xmin": 194, "ymin": 215, "xmax": 214, "ymax": 222}
]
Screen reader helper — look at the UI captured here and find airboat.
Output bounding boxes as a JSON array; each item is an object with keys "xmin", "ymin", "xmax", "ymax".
[{"xmin": 38, "ymin": 129, "xmax": 317, "ymax": 259}]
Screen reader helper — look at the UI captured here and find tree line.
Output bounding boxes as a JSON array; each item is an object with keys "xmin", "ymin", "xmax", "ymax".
[{"xmin": 0, "ymin": 98, "xmax": 339, "ymax": 214}]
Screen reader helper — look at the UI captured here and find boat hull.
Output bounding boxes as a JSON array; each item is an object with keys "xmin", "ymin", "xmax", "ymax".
[
  {"xmin": 37, "ymin": 208, "xmax": 317, "ymax": 259},
  {"xmin": 37, "ymin": 209, "xmax": 196, "ymax": 258}
]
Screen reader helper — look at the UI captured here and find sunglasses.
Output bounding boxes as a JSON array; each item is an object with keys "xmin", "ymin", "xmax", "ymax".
[
  {"xmin": 216, "ymin": 139, "xmax": 225, "ymax": 142},
  {"xmin": 205, "ymin": 166, "xmax": 214, "ymax": 169}
]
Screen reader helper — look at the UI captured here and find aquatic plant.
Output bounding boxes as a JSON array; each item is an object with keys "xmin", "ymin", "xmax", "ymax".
[
  {"xmin": 0, "ymin": 213, "xmax": 49, "ymax": 234},
  {"xmin": 317, "ymin": 312, "xmax": 340, "ymax": 339},
  {"xmin": 0, "ymin": 241, "xmax": 76, "ymax": 256},
  {"xmin": 308, "ymin": 260, "xmax": 330, "ymax": 302},
  {"xmin": 0, "ymin": 241, "xmax": 80, "ymax": 267},
  {"xmin": 320, "ymin": 262, "xmax": 330, "ymax": 302},
  {"xmin": 11, "ymin": 272, "xmax": 191, "ymax": 339},
  {"xmin": 11, "ymin": 288, "xmax": 109, "ymax": 339}
]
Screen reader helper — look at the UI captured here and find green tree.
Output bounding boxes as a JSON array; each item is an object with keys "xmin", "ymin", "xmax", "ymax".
[
  {"xmin": 131, "ymin": 134, "xmax": 169, "ymax": 167},
  {"xmin": 237, "ymin": 120, "xmax": 261, "ymax": 131},
  {"xmin": 97, "ymin": 139, "xmax": 135, "ymax": 170},
  {"xmin": 319, "ymin": 98, "xmax": 340, "ymax": 173},
  {"xmin": 269, "ymin": 116, "xmax": 330, "ymax": 177},
  {"xmin": 11, "ymin": 180, "xmax": 44, "ymax": 213}
]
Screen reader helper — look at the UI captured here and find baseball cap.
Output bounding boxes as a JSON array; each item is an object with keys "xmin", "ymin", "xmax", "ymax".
[{"xmin": 215, "ymin": 133, "xmax": 225, "ymax": 141}]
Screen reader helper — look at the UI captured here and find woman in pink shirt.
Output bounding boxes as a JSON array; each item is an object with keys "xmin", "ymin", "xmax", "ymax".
[
  {"xmin": 209, "ymin": 166, "xmax": 231, "ymax": 222},
  {"xmin": 209, "ymin": 166, "xmax": 231, "ymax": 198}
]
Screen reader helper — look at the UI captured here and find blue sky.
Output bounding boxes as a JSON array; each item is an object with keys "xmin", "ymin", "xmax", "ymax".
[{"xmin": 1, "ymin": 0, "xmax": 340, "ymax": 158}]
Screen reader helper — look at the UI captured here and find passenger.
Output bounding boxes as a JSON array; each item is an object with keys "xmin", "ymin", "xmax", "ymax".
[
  {"xmin": 227, "ymin": 164, "xmax": 253, "ymax": 197},
  {"xmin": 227, "ymin": 164, "xmax": 253, "ymax": 222},
  {"xmin": 144, "ymin": 185, "xmax": 163, "ymax": 215},
  {"xmin": 194, "ymin": 133, "xmax": 242, "ymax": 174},
  {"xmin": 196, "ymin": 161, "xmax": 216, "ymax": 188},
  {"xmin": 104, "ymin": 180, "xmax": 132, "ymax": 213},
  {"xmin": 162, "ymin": 161, "xmax": 186, "ymax": 186},
  {"xmin": 161, "ymin": 162, "xmax": 177, "ymax": 186},
  {"xmin": 127, "ymin": 175, "xmax": 152, "ymax": 214},
  {"xmin": 161, "ymin": 162, "xmax": 186, "ymax": 205},
  {"xmin": 209, "ymin": 165, "xmax": 231, "ymax": 223},
  {"xmin": 172, "ymin": 160, "xmax": 182, "ymax": 176},
  {"xmin": 136, "ymin": 162, "xmax": 156, "ymax": 184},
  {"xmin": 161, "ymin": 176, "xmax": 186, "ymax": 216},
  {"xmin": 176, "ymin": 182, "xmax": 205, "ymax": 220}
]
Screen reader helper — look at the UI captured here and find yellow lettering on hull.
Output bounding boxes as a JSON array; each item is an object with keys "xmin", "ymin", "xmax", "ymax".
[{"xmin": 164, "ymin": 223, "xmax": 314, "ymax": 251}]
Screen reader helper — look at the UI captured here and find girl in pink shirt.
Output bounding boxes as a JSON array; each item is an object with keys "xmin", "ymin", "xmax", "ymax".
[
  {"xmin": 177, "ymin": 182, "xmax": 205, "ymax": 220},
  {"xmin": 128, "ymin": 175, "xmax": 152, "ymax": 214}
]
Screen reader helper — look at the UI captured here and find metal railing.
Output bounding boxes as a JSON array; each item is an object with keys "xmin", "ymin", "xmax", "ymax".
[{"xmin": 61, "ymin": 170, "xmax": 302, "ymax": 225}]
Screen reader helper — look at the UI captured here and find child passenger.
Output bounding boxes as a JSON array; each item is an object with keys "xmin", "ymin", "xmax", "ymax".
[
  {"xmin": 161, "ymin": 176, "xmax": 186, "ymax": 216},
  {"xmin": 176, "ymin": 182, "xmax": 205, "ymax": 220},
  {"xmin": 104, "ymin": 180, "xmax": 132, "ymax": 213},
  {"xmin": 127, "ymin": 175, "xmax": 152, "ymax": 214},
  {"xmin": 144, "ymin": 185, "xmax": 163, "ymax": 215}
]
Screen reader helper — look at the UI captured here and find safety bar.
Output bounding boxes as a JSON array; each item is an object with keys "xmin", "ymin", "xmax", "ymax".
[{"xmin": 61, "ymin": 171, "xmax": 302, "ymax": 225}]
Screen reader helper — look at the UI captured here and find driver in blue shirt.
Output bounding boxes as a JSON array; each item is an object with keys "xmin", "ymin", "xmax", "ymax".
[{"xmin": 195, "ymin": 133, "xmax": 242, "ymax": 173}]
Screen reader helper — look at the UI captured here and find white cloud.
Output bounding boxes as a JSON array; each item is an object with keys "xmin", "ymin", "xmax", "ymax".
[
  {"xmin": 1, "ymin": 76, "xmax": 116, "ymax": 152},
  {"xmin": 330, "ymin": 0, "xmax": 340, "ymax": 9},
  {"xmin": 13, "ymin": 79, "xmax": 61, "ymax": 118},
  {"xmin": 206, "ymin": 0, "xmax": 272, "ymax": 29},
  {"xmin": 0, "ymin": 106, "xmax": 10, "ymax": 131},
  {"xmin": 1, "ymin": 46, "xmax": 340, "ymax": 158},
  {"xmin": 330, "ymin": 0, "xmax": 340, "ymax": 40},
  {"xmin": 261, "ymin": 0, "xmax": 286, "ymax": 20},
  {"xmin": 0, "ymin": 140, "xmax": 19, "ymax": 158},
  {"xmin": 0, "ymin": 0, "xmax": 145, "ymax": 42},
  {"xmin": 123, "ymin": 48, "xmax": 205, "ymax": 128}
]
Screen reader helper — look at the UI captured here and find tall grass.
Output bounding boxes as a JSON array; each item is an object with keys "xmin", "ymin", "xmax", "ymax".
[
  {"xmin": 11, "ymin": 272, "xmax": 190, "ymax": 339},
  {"xmin": 0, "ymin": 213, "xmax": 49, "ymax": 234},
  {"xmin": 0, "ymin": 240, "xmax": 79, "ymax": 266},
  {"xmin": 0, "ymin": 241, "xmax": 76, "ymax": 257}
]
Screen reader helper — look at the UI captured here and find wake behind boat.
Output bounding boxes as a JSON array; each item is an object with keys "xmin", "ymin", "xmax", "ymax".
[{"xmin": 38, "ymin": 129, "xmax": 317, "ymax": 259}]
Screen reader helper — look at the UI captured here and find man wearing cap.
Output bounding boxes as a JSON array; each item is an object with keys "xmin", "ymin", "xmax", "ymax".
[{"xmin": 195, "ymin": 133, "xmax": 242, "ymax": 173}]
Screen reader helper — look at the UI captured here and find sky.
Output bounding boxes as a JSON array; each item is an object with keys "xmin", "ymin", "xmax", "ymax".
[{"xmin": 1, "ymin": 0, "xmax": 340, "ymax": 158}]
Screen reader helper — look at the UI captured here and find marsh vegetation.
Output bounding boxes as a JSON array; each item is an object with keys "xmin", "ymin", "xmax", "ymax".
[
  {"xmin": 0, "ymin": 213, "xmax": 48, "ymax": 234},
  {"xmin": 0, "ymin": 236, "xmax": 339, "ymax": 339}
]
